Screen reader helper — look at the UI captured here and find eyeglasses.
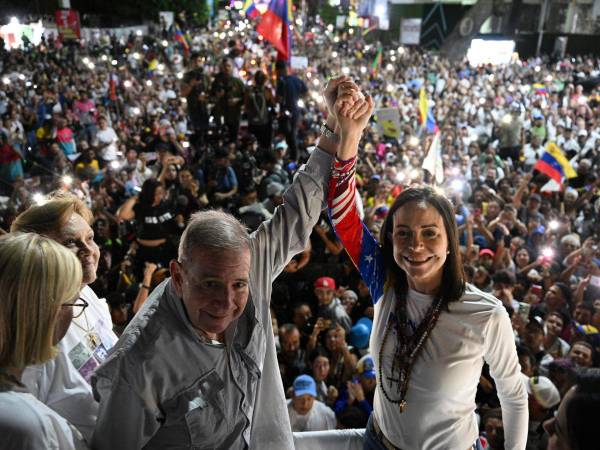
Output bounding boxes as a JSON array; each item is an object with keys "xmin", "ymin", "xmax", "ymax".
[{"xmin": 62, "ymin": 298, "xmax": 89, "ymax": 319}]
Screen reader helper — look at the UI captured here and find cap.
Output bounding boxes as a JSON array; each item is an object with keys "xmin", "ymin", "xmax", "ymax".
[
  {"xmin": 293, "ymin": 375, "xmax": 317, "ymax": 397},
  {"xmin": 374, "ymin": 205, "xmax": 389, "ymax": 219},
  {"xmin": 314, "ymin": 276, "xmax": 336, "ymax": 290},
  {"xmin": 356, "ymin": 355, "xmax": 376, "ymax": 379},
  {"xmin": 526, "ymin": 316, "xmax": 545, "ymax": 334},
  {"xmin": 349, "ymin": 323, "xmax": 370, "ymax": 349},
  {"xmin": 577, "ymin": 129, "xmax": 588, "ymax": 137},
  {"xmin": 266, "ymin": 182, "xmax": 285, "ymax": 197},
  {"xmin": 479, "ymin": 248, "xmax": 495, "ymax": 258},
  {"xmin": 275, "ymin": 140, "xmax": 288, "ymax": 150},
  {"xmin": 526, "ymin": 376, "xmax": 560, "ymax": 409},
  {"xmin": 532, "ymin": 225, "xmax": 546, "ymax": 235},
  {"xmin": 529, "ymin": 193, "xmax": 542, "ymax": 203},
  {"xmin": 533, "ymin": 112, "xmax": 544, "ymax": 120},
  {"xmin": 356, "ymin": 317, "xmax": 373, "ymax": 335}
]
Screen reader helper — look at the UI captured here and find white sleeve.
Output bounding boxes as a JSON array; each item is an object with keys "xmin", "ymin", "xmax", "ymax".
[
  {"xmin": 21, "ymin": 348, "xmax": 97, "ymax": 443},
  {"xmin": 483, "ymin": 305, "xmax": 528, "ymax": 450}
]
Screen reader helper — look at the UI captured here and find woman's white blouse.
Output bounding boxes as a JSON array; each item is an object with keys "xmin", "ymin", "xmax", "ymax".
[{"xmin": 371, "ymin": 283, "xmax": 528, "ymax": 450}]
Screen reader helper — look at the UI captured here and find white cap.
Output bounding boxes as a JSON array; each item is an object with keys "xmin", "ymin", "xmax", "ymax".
[{"xmin": 526, "ymin": 376, "xmax": 560, "ymax": 409}]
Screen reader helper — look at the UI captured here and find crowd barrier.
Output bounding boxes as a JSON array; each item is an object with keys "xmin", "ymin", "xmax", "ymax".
[{"xmin": 293, "ymin": 429, "xmax": 366, "ymax": 450}]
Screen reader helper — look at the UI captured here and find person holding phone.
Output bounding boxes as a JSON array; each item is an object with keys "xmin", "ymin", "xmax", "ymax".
[{"xmin": 328, "ymin": 85, "xmax": 527, "ymax": 449}]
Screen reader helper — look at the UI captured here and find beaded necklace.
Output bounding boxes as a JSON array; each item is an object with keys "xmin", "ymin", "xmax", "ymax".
[{"xmin": 378, "ymin": 293, "xmax": 443, "ymax": 413}]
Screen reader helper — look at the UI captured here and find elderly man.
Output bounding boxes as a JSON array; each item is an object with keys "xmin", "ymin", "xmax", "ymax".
[{"xmin": 92, "ymin": 76, "xmax": 370, "ymax": 449}]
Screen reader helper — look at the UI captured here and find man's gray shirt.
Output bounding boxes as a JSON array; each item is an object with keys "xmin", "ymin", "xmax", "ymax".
[{"xmin": 92, "ymin": 149, "xmax": 333, "ymax": 450}]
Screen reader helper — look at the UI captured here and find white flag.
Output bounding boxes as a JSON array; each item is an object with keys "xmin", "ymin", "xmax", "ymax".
[
  {"xmin": 422, "ymin": 131, "xmax": 444, "ymax": 184},
  {"xmin": 540, "ymin": 178, "xmax": 561, "ymax": 192}
]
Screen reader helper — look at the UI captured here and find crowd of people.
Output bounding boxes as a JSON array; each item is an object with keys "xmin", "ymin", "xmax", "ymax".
[{"xmin": 0, "ymin": 8, "xmax": 600, "ymax": 450}]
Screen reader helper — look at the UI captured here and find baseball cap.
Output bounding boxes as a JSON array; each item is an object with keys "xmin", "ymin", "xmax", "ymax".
[
  {"xmin": 293, "ymin": 375, "xmax": 317, "ymax": 397},
  {"xmin": 526, "ymin": 316, "xmax": 545, "ymax": 334},
  {"xmin": 349, "ymin": 323, "xmax": 370, "ymax": 349},
  {"xmin": 533, "ymin": 112, "xmax": 544, "ymax": 120},
  {"xmin": 577, "ymin": 129, "xmax": 588, "ymax": 137},
  {"xmin": 479, "ymin": 248, "xmax": 495, "ymax": 258},
  {"xmin": 356, "ymin": 355, "xmax": 376, "ymax": 379},
  {"xmin": 529, "ymin": 193, "xmax": 542, "ymax": 203},
  {"xmin": 314, "ymin": 276, "xmax": 336, "ymax": 290},
  {"xmin": 526, "ymin": 376, "xmax": 560, "ymax": 409},
  {"xmin": 356, "ymin": 317, "xmax": 373, "ymax": 334}
]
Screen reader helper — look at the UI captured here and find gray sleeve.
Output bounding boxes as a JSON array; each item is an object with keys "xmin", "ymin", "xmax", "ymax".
[
  {"xmin": 249, "ymin": 148, "xmax": 333, "ymax": 299},
  {"xmin": 92, "ymin": 375, "xmax": 160, "ymax": 450}
]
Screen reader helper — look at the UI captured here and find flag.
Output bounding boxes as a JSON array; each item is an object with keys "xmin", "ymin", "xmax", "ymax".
[
  {"xmin": 174, "ymin": 24, "xmax": 190, "ymax": 55},
  {"xmin": 108, "ymin": 72, "xmax": 118, "ymax": 102},
  {"xmin": 533, "ymin": 142, "xmax": 577, "ymax": 186},
  {"xmin": 362, "ymin": 24, "xmax": 377, "ymax": 37},
  {"xmin": 533, "ymin": 83, "xmax": 548, "ymax": 96},
  {"xmin": 419, "ymin": 87, "xmax": 438, "ymax": 133},
  {"xmin": 257, "ymin": 0, "xmax": 293, "ymax": 61},
  {"xmin": 244, "ymin": 0, "xmax": 260, "ymax": 19},
  {"xmin": 370, "ymin": 47, "xmax": 382, "ymax": 75},
  {"xmin": 422, "ymin": 131, "xmax": 444, "ymax": 184}
]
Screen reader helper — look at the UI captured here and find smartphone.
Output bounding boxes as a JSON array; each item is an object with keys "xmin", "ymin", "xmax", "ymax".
[
  {"xmin": 474, "ymin": 208, "xmax": 482, "ymax": 217},
  {"xmin": 530, "ymin": 284, "xmax": 543, "ymax": 302},
  {"xmin": 518, "ymin": 302, "xmax": 531, "ymax": 322},
  {"xmin": 590, "ymin": 275, "xmax": 600, "ymax": 288}
]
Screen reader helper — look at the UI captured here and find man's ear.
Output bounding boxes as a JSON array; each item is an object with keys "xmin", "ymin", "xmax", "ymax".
[{"xmin": 170, "ymin": 259, "xmax": 184, "ymax": 297}]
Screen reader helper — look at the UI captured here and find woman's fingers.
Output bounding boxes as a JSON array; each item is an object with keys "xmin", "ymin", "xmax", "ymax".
[
  {"xmin": 351, "ymin": 100, "xmax": 370, "ymax": 119},
  {"xmin": 345, "ymin": 98, "xmax": 367, "ymax": 118}
]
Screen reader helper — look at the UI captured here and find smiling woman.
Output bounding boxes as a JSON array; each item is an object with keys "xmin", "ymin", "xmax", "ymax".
[{"xmin": 327, "ymin": 84, "xmax": 527, "ymax": 450}]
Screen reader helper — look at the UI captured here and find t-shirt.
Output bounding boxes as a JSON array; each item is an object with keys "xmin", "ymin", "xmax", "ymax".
[
  {"xmin": 0, "ymin": 388, "xmax": 88, "ymax": 449},
  {"xmin": 133, "ymin": 201, "xmax": 176, "ymax": 240},
  {"xmin": 57, "ymin": 127, "xmax": 76, "ymax": 156},
  {"xmin": 286, "ymin": 399, "xmax": 336, "ymax": 432},
  {"xmin": 95, "ymin": 127, "xmax": 118, "ymax": 161}
]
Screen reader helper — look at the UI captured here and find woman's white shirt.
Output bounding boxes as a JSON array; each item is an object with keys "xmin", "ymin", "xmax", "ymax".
[
  {"xmin": 0, "ymin": 389, "xmax": 89, "ymax": 449},
  {"xmin": 371, "ymin": 283, "xmax": 528, "ymax": 450},
  {"xmin": 21, "ymin": 286, "xmax": 117, "ymax": 442}
]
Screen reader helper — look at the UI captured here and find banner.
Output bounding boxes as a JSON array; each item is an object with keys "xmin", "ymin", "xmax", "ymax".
[
  {"xmin": 290, "ymin": 56, "xmax": 308, "ymax": 70},
  {"xmin": 375, "ymin": 108, "xmax": 401, "ymax": 139},
  {"xmin": 55, "ymin": 9, "xmax": 81, "ymax": 40},
  {"xmin": 400, "ymin": 18, "xmax": 421, "ymax": 45},
  {"xmin": 159, "ymin": 11, "xmax": 174, "ymax": 29}
]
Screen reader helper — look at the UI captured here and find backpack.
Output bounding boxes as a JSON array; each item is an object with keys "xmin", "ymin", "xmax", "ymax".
[{"xmin": 247, "ymin": 87, "xmax": 270, "ymax": 126}]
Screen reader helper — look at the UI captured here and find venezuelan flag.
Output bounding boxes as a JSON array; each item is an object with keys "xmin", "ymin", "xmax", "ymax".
[
  {"xmin": 244, "ymin": 0, "xmax": 260, "ymax": 19},
  {"xmin": 257, "ymin": 0, "xmax": 293, "ymax": 61},
  {"xmin": 419, "ymin": 87, "xmax": 438, "ymax": 133},
  {"xmin": 533, "ymin": 83, "xmax": 548, "ymax": 96},
  {"xmin": 533, "ymin": 142, "xmax": 577, "ymax": 184}
]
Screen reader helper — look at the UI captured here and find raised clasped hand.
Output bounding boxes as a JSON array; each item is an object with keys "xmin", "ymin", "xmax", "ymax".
[{"xmin": 334, "ymin": 84, "xmax": 374, "ymax": 138}]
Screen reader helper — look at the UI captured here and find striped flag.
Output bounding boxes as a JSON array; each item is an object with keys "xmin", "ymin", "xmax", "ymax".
[
  {"xmin": 174, "ymin": 24, "xmax": 190, "ymax": 55},
  {"xmin": 371, "ymin": 47, "xmax": 382, "ymax": 76},
  {"xmin": 533, "ymin": 142, "xmax": 577, "ymax": 188},
  {"xmin": 418, "ymin": 87, "xmax": 438, "ymax": 133},
  {"xmin": 244, "ymin": 0, "xmax": 261, "ymax": 19}
]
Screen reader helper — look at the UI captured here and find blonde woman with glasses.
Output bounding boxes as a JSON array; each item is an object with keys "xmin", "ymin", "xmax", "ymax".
[
  {"xmin": 14, "ymin": 193, "xmax": 118, "ymax": 441},
  {"xmin": 0, "ymin": 233, "xmax": 88, "ymax": 449}
]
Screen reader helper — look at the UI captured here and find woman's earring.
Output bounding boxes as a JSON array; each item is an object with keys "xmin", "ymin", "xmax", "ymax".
[{"xmin": 446, "ymin": 250, "xmax": 450, "ymax": 255}]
